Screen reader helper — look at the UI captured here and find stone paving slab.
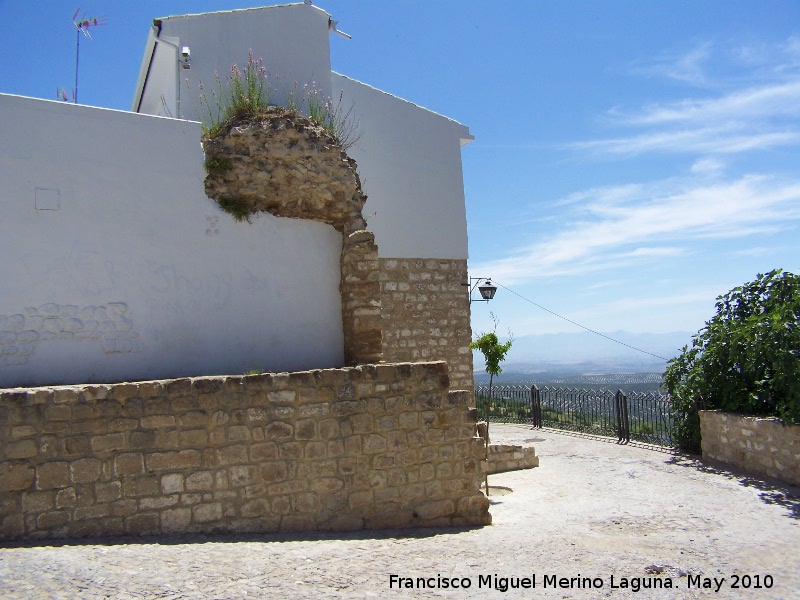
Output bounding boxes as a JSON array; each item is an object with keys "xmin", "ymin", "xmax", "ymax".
[{"xmin": 1, "ymin": 425, "xmax": 798, "ymax": 599}]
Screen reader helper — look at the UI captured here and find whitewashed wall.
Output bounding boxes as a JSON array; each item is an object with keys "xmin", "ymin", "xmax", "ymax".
[
  {"xmin": 0, "ymin": 94, "xmax": 344, "ymax": 388},
  {"xmin": 331, "ymin": 74, "xmax": 472, "ymax": 260},
  {"xmin": 132, "ymin": 5, "xmax": 473, "ymax": 261},
  {"xmin": 135, "ymin": 4, "xmax": 332, "ymax": 120}
]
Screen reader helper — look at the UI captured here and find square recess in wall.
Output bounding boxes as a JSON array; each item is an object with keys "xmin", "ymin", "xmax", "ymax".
[{"xmin": 35, "ymin": 187, "xmax": 60, "ymax": 211}]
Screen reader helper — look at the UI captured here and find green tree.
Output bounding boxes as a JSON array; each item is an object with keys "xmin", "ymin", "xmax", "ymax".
[
  {"xmin": 471, "ymin": 316, "xmax": 512, "ymax": 493},
  {"xmin": 471, "ymin": 332, "xmax": 513, "ymax": 414},
  {"xmin": 664, "ymin": 269, "xmax": 800, "ymax": 453}
]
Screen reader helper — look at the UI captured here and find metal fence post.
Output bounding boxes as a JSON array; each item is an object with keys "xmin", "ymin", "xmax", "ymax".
[
  {"xmin": 614, "ymin": 389, "xmax": 630, "ymax": 444},
  {"xmin": 531, "ymin": 385, "xmax": 542, "ymax": 428}
]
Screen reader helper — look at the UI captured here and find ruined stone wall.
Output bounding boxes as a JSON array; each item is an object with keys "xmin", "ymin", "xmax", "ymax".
[
  {"xmin": 0, "ymin": 362, "xmax": 490, "ymax": 541},
  {"xmin": 202, "ymin": 111, "xmax": 383, "ymax": 367},
  {"xmin": 380, "ymin": 259, "xmax": 473, "ymax": 393},
  {"xmin": 700, "ymin": 410, "xmax": 800, "ymax": 486},
  {"xmin": 201, "ymin": 113, "xmax": 479, "ymax": 378}
]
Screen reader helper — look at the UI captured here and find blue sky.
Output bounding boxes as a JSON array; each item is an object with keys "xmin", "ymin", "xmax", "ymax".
[{"xmin": 2, "ymin": 1, "xmax": 799, "ymax": 354}]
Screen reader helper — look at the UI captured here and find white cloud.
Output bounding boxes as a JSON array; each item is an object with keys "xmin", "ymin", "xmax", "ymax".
[
  {"xmin": 616, "ymin": 81, "xmax": 800, "ymax": 126},
  {"xmin": 691, "ymin": 157, "xmax": 725, "ymax": 175},
  {"xmin": 591, "ymin": 288, "xmax": 725, "ymax": 312},
  {"xmin": 556, "ymin": 183, "xmax": 644, "ymax": 206},
  {"xmin": 577, "ymin": 41, "xmax": 800, "ymax": 159},
  {"xmin": 630, "ymin": 42, "xmax": 714, "ymax": 86},
  {"xmin": 739, "ymin": 36, "xmax": 800, "ymax": 74},
  {"xmin": 783, "ymin": 36, "xmax": 800, "ymax": 63},
  {"xmin": 471, "ymin": 175, "xmax": 800, "ymax": 284},
  {"xmin": 574, "ymin": 80, "xmax": 800, "ymax": 158},
  {"xmin": 732, "ymin": 246, "xmax": 774, "ymax": 257},
  {"xmin": 570, "ymin": 126, "xmax": 799, "ymax": 157},
  {"xmin": 624, "ymin": 247, "xmax": 685, "ymax": 258}
]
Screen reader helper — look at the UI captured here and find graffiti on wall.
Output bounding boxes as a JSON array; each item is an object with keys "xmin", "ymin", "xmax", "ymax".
[{"xmin": 0, "ymin": 302, "xmax": 138, "ymax": 366}]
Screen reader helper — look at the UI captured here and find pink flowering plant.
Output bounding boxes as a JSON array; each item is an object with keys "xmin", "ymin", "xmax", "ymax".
[
  {"xmin": 191, "ymin": 50, "xmax": 271, "ymax": 137},
  {"xmin": 192, "ymin": 51, "xmax": 359, "ymax": 148},
  {"xmin": 302, "ymin": 84, "xmax": 360, "ymax": 150}
]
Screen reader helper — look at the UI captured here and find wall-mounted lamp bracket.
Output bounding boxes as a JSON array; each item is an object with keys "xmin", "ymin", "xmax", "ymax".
[{"xmin": 463, "ymin": 277, "xmax": 497, "ymax": 304}]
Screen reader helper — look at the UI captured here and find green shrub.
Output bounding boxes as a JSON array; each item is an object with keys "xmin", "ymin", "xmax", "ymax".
[
  {"xmin": 204, "ymin": 155, "xmax": 231, "ymax": 177},
  {"xmin": 664, "ymin": 269, "xmax": 800, "ymax": 453},
  {"xmin": 217, "ymin": 197, "xmax": 251, "ymax": 222}
]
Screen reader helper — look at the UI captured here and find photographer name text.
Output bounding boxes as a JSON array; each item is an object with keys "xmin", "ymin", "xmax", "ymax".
[{"xmin": 388, "ymin": 573, "xmax": 775, "ymax": 593}]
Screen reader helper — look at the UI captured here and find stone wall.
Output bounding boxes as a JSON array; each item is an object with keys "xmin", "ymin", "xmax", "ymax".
[
  {"xmin": 0, "ymin": 361, "xmax": 490, "ymax": 541},
  {"xmin": 380, "ymin": 258, "xmax": 473, "ymax": 393},
  {"xmin": 700, "ymin": 410, "xmax": 800, "ymax": 486},
  {"xmin": 202, "ymin": 111, "xmax": 384, "ymax": 366},
  {"xmin": 487, "ymin": 444, "xmax": 539, "ymax": 475}
]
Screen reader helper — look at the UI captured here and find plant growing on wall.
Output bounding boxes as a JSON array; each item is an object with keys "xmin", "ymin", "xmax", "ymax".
[
  {"xmin": 664, "ymin": 269, "xmax": 800, "ymax": 453},
  {"xmin": 470, "ymin": 314, "xmax": 512, "ymax": 494},
  {"xmin": 192, "ymin": 51, "xmax": 272, "ymax": 138},
  {"xmin": 191, "ymin": 51, "xmax": 362, "ymax": 222},
  {"xmin": 191, "ymin": 50, "xmax": 359, "ymax": 148}
]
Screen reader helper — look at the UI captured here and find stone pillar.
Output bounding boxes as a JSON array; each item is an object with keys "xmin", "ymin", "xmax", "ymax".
[
  {"xmin": 341, "ymin": 230, "xmax": 383, "ymax": 365},
  {"xmin": 380, "ymin": 258, "xmax": 473, "ymax": 393}
]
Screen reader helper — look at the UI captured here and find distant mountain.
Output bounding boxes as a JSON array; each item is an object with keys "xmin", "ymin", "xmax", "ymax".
[
  {"xmin": 473, "ymin": 330, "xmax": 692, "ymax": 378},
  {"xmin": 474, "ymin": 368, "xmax": 666, "ymax": 392}
]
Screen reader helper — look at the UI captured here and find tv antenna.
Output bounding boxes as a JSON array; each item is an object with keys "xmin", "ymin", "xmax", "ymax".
[{"xmin": 71, "ymin": 9, "xmax": 107, "ymax": 104}]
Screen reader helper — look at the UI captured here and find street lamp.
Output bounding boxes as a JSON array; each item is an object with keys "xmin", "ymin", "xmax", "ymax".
[{"xmin": 465, "ymin": 277, "xmax": 497, "ymax": 303}]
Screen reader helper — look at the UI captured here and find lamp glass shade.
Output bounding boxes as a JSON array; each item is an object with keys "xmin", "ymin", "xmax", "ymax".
[{"xmin": 478, "ymin": 280, "xmax": 497, "ymax": 300}]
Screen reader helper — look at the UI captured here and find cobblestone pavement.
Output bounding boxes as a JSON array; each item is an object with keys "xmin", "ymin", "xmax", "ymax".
[{"xmin": 1, "ymin": 425, "xmax": 799, "ymax": 599}]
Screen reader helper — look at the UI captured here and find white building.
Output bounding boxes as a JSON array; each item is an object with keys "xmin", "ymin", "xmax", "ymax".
[{"xmin": 0, "ymin": 2, "xmax": 474, "ymax": 390}]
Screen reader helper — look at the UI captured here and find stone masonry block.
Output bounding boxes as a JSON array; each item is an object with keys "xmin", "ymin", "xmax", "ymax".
[
  {"xmin": 36, "ymin": 462, "xmax": 70, "ymax": 490},
  {"xmin": 122, "ymin": 477, "xmax": 160, "ymax": 498},
  {"xmin": 90, "ymin": 433, "xmax": 126, "ymax": 454},
  {"xmin": 96, "ymin": 481, "xmax": 122, "ymax": 503},
  {"xmin": 0, "ymin": 462, "xmax": 34, "ymax": 493},
  {"xmin": 214, "ymin": 445, "xmax": 248, "ymax": 466},
  {"xmin": 114, "ymin": 453, "xmax": 144, "ymax": 477},
  {"xmin": 365, "ymin": 434, "xmax": 387, "ymax": 453},
  {"xmin": 10, "ymin": 425, "xmax": 37, "ymax": 440},
  {"xmin": 161, "ymin": 473, "xmax": 185, "ymax": 494},
  {"xmin": 185, "ymin": 471, "xmax": 214, "ymax": 492},
  {"xmin": 37, "ymin": 511, "xmax": 70, "ymax": 530},
  {"xmin": 261, "ymin": 462, "xmax": 288, "ymax": 483},
  {"xmin": 45, "ymin": 404, "xmax": 71, "ymax": 421},
  {"xmin": 161, "ymin": 507, "xmax": 191, "ymax": 532},
  {"xmin": 125, "ymin": 512, "xmax": 159, "ymax": 535},
  {"xmin": 140, "ymin": 415, "xmax": 176, "ymax": 429},
  {"xmin": 5, "ymin": 439, "xmax": 38, "ymax": 460},
  {"xmin": 146, "ymin": 450, "xmax": 201, "ymax": 472},
  {"xmin": 22, "ymin": 491, "xmax": 54, "ymax": 513},
  {"xmin": 295, "ymin": 419, "xmax": 317, "ymax": 440},
  {"xmin": 71, "ymin": 458, "xmax": 103, "ymax": 483},
  {"xmin": 192, "ymin": 502, "xmax": 223, "ymax": 523},
  {"xmin": 265, "ymin": 422, "xmax": 294, "ymax": 440}
]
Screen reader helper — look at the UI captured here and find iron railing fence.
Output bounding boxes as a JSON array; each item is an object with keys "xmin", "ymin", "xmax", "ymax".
[{"xmin": 475, "ymin": 385, "xmax": 674, "ymax": 447}]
